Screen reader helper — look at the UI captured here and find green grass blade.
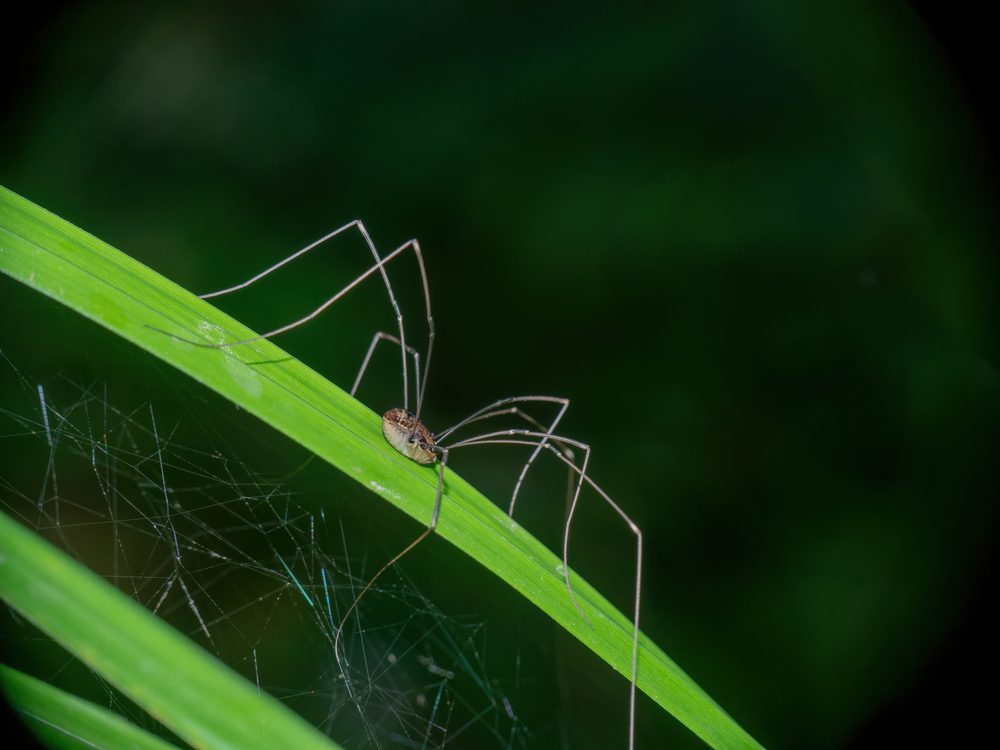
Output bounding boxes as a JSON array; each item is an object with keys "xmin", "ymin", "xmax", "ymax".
[
  {"xmin": 0, "ymin": 183, "xmax": 764, "ymax": 750},
  {"xmin": 0, "ymin": 512, "xmax": 342, "ymax": 750},
  {"xmin": 1, "ymin": 664, "xmax": 185, "ymax": 750}
]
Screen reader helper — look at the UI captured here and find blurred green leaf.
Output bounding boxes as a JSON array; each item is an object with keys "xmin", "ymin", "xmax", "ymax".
[
  {"xmin": 1, "ymin": 665, "xmax": 184, "ymax": 750},
  {"xmin": 0, "ymin": 511, "xmax": 342, "ymax": 750}
]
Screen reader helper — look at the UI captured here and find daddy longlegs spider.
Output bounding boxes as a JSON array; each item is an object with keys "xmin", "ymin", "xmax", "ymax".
[{"xmin": 190, "ymin": 222, "xmax": 643, "ymax": 749}]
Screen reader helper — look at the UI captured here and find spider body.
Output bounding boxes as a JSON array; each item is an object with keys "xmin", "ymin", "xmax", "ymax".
[{"xmin": 382, "ymin": 407, "xmax": 438, "ymax": 464}]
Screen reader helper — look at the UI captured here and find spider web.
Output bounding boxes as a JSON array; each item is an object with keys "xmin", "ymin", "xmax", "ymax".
[{"xmin": 0, "ymin": 350, "xmax": 543, "ymax": 749}]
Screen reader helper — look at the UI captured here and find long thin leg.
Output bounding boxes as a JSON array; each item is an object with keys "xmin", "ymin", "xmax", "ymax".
[
  {"xmin": 406, "ymin": 240, "xmax": 435, "ymax": 421},
  {"xmin": 333, "ymin": 446, "xmax": 448, "ymax": 737},
  {"xmin": 435, "ymin": 395, "xmax": 571, "ymax": 515},
  {"xmin": 351, "ymin": 332, "xmax": 421, "ymax": 411},
  {"xmin": 201, "ymin": 221, "xmax": 369, "ymax": 300},
  {"xmin": 453, "ymin": 405, "xmax": 575, "ymax": 460},
  {"xmin": 446, "ymin": 428, "xmax": 591, "ymax": 620},
  {"xmin": 445, "ymin": 433, "xmax": 641, "ymax": 750},
  {"xmin": 442, "ymin": 404, "xmax": 578, "ymax": 539},
  {"xmin": 198, "ymin": 221, "xmax": 434, "ymax": 416},
  {"xmin": 176, "ymin": 238, "xmax": 411, "ymax": 348}
]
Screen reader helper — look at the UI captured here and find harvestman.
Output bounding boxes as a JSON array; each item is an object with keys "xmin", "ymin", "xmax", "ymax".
[{"xmin": 193, "ymin": 222, "xmax": 643, "ymax": 749}]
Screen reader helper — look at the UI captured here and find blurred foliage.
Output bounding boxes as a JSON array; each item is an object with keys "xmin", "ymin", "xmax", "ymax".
[{"xmin": 1, "ymin": 1, "xmax": 997, "ymax": 748}]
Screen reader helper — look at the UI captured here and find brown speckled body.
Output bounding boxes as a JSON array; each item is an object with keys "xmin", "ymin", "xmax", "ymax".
[{"xmin": 382, "ymin": 408, "xmax": 438, "ymax": 464}]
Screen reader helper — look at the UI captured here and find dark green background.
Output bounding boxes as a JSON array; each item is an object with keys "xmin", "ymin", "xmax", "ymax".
[{"xmin": 2, "ymin": 2, "xmax": 997, "ymax": 748}]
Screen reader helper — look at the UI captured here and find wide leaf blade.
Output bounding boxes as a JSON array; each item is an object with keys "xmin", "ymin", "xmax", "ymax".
[{"xmin": 0, "ymin": 184, "xmax": 763, "ymax": 749}]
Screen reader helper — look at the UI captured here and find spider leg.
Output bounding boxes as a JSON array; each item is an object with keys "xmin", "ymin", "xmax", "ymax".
[
  {"xmin": 200, "ymin": 220, "xmax": 368, "ymax": 299},
  {"xmin": 447, "ymin": 428, "xmax": 591, "ymax": 621},
  {"xmin": 450, "ymin": 404, "xmax": 577, "ymax": 484},
  {"xmin": 195, "ymin": 221, "xmax": 434, "ymax": 415},
  {"xmin": 333, "ymin": 446, "xmax": 448, "ymax": 737},
  {"xmin": 436, "ymin": 395, "xmax": 571, "ymax": 515},
  {"xmin": 351, "ymin": 331, "xmax": 422, "ymax": 413},
  {"xmin": 446, "ymin": 430, "xmax": 641, "ymax": 750}
]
